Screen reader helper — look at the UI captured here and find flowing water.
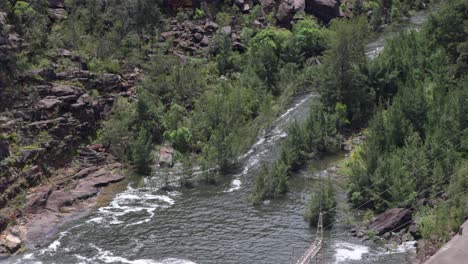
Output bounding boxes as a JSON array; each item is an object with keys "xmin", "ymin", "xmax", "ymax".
[{"xmin": 4, "ymin": 9, "xmax": 434, "ymax": 264}]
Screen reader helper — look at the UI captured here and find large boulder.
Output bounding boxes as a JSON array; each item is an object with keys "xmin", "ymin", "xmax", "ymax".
[
  {"xmin": 48, "ymin": 0, "xmax": 64, "ymax": 8},
  {"xmin": 305, "ymin": 0, "xmax": 340, "ymax": 23},
  {"xmin": 0, "ymin": 234, "xmax": 21, "ymax": 253},
  {"xmin": 276, "ymin": 0, "xmax": 295, "ymax": 26},
  {"xmin": 368, "ymin": 208, "xmax": 412, "ymax": 235},
  {"xmin": 159, "ymin": 146, "xmax": 174, "ymax": 167}
]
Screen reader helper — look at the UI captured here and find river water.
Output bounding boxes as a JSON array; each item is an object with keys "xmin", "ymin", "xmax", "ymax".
[{"xmin": 4, "ymin": 9, "xmax": 433, "ymax": 264}]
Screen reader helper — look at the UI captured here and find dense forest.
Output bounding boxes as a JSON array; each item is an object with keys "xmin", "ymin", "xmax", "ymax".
[{"xmin": 0, "ymin": 0, "xmax": 466, "ymax": 262}]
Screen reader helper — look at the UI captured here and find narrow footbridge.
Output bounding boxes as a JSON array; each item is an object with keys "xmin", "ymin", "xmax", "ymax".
[{"xmin": 295, "ymin": 213, "xmax": 324, "ymax": 264}]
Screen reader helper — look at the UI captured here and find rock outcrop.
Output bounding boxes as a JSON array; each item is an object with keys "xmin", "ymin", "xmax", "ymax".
[
  {"xmin": 369, "ymin": 208, "xmax": 412, "ymax": 235},
  {"xmin": 304, "ymin": 0, "xmax": 341, "ymax": 23}
]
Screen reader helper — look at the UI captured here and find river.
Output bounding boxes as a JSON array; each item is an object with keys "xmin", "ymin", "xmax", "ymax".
[{"xmin": 3, "ymin": 9, "xmax": 434, "ymax": 264}]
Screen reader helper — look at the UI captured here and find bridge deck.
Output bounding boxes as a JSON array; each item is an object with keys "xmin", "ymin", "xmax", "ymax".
[{"xmin": 296, "ymin": 238, "xmax": 323, "ymax": 264}]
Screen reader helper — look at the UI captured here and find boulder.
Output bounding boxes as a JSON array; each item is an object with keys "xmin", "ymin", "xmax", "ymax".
[
  {"xmin": 232, "ymin": 42, "xmax": 246, "ymax": 53},
  {"xmin": 48, "ymin": 0, "xmax": 64, "ymax": 8},
  {"xmin": 204, "ymin": 21, "xmax": 219, "ymax": 33},
  {"xmin": 0, "ymin": 12, "xmax": 7, "ymax": 26},
  {"xmin": 293, "ymin": 0, "xmax": 305, "ymax": 11},
  {"xmin": 260, "ymin": 0, "xmax": 277, "ymax": 13},
  {"xmin": 100, "ymin": 73, "xmax": 121, "ymax": 86},
  {"xmin": 304, "ymin": 0, "xmax": 340, "ymax": 23},
  {"xmin": 37, "ymin": 98, "xmax": 62, "ymax": 110},
  {"xmin": 159, "ymin": 146, "xmax": 174, "ymax": 167},
  {"xmin": 201, "ymin": 36, "xmax": 210, "ymax": 46},
  {"xmin": 193, "ymin": 33, "xmax": 203, "ymax": 42},
  {"xmin": 0, "ymin": 234, "xmax": 21, "ymax": 252},
  {"xmin": 0, "ymin": 140, "xmax": 9, "ymax": 161},
  {"xmin": 49, "ymin": 8, "xmax": 68, "ymax": 21},
  {"xmin": 220, "ymin": 26, "xmax": 232, "ymax": 36},
  {"xmin": 276, "ymin": 0, "xmax": 295, "ymax": 26},
  {"xmin": 51, "ymin": 84, "xmax": 78, "ymax": 96},
  {"xmin": 368, "ymin": 208, "xmax": 412, "ymax": 235}
]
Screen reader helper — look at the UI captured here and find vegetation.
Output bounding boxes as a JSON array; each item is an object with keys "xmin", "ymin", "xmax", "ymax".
[
  {"xmin": 305, "ymin": 179, "xmax": 337, "ymax": 227},
  {"xmin": 347, "ymin": 0, "xmax": 467, "ymax": 242}
]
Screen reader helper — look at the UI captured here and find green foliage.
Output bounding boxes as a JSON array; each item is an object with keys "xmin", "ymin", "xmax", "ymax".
[
  {"xmin": 131, "ymin": 127, "xmax": 153, "ymax": 174},
  {"xmin": 249, "ymin": 161, "xmax": 289, "ymax": 204},
  {"xmin": 194, "ymin": 8, "xmax": 206, "ymax": 20},
  {"xmin": 89, "ymin": 58, "xmax": 121, "ymax": 74},
  {"xmin": 292, "ymin": 17, "xmax": 327, "ymax": 58},
  {"xmin": 164, "ymin": 127, "xmax": 193, "ymax": 153},
  {"xmin": 250, "ymin": 104, "xmax": 341, "ymax": 203},
  {"xmin": 305, "ymin": 180, "xmax": 337, "ymax": 227},
  {"xmin": 347, "ymin": 0, "xmax": 468, "ymax": 223},
  {"xmin": 249, "ymin": 27, "xmax": 292, "ymax": 95},
  {"xmin": 216, "ymin": 12, "xmax": 231, "ymax": 27},
  {"xmin": 319, "ymin": 17, "xmax": 373, "ymax": 126}
]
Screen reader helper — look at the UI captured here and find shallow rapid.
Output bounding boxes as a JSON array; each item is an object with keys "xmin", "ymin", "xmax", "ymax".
[{"xmin": 3, "ymin": 9, "xmax": 433, "ymax": 264}]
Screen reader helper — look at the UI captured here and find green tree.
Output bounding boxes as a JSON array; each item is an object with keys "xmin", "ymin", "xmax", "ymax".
[
  {"xmin": 305, "ymin": 179, "xmax": 336, "ymax": 227},
  {"xmin": 319, "ymin": 17, "xmax": 373, "ymax": 126},
  {"xmin": 131, "ymin": 127, "xmax": 153, "ymax": 174}
]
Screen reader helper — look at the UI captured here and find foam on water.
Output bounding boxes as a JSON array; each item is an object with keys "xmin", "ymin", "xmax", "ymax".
[
  {"xmin": 83, "ymin": 185, "xmax": 176, "ymax": 227},
  {"xmin": 334, "ymin": 241, "xmax": 370, "ymax": 263},
  {"xmin": 225, "ymin": 179, "xmax": 242, "ymax": 193}
]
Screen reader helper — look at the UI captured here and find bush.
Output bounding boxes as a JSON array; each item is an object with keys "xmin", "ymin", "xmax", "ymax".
[
  {"xmin": 293, "ymin": 17, "xmax": 327, "ymax": 58},
  {"xmin": 305, "ymin": 180, "xmax": 337, "ymax": 227}
]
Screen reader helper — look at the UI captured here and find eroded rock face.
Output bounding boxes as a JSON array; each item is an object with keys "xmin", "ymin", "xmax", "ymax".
[
  {"xmin": 304, "ymin": 0, "xmax": 340, "ymax": 23},
  {"xmin": 369, "ymin": 208, "xmax": 412, "ymax": 235}
]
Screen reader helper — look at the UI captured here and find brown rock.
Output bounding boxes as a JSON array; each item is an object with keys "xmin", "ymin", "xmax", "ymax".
[
  {"xmin": 49, "ymin": 8, "xmax": 67, "ymax": 21},
  {"xmin": 49, "ymin": 0, "xmax": 64, "ymax": 8},
  {"xmin": 305, "ymin": 0, "xmax": 340, "ymax": 23},
  {"xmin": 276, "ymin": 0, "xmax": 295, "ymax": 26},
  {"xmin": 159, "ymin": 146, "xmax": 174, "ymax": 167},
  {"xmin": 51, "ymin": 84, "xmax": 78, "ymax": 96},
  {"xmin": 0, "ymin": 234, "xmax": 21, "ymax": 252},
  {"xmin": 37, "ymin": 98, "xmax": 62, "ymax": 110},
  {"xmin": 201, "ymin": 36, "xmax": 210, "ymax": 46},
  {"xmin": 260, "ymin": 0, "xmax": 277, "ymax": 13},
  {"xmin": 369, "ymin": 208, "xmax": 412, "ymax": 235},
  {"xmin": 204, "ymin": 21, "xmax": 219, "ymax": 33}
]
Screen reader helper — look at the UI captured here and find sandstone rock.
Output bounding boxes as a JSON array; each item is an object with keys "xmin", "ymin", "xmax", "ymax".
[
  {"xmin": 0, "ymin": 140, "xmax": 9, "ymax": 161},
  {"xmin": 293, "ymin": 0, "xmax": 305, "ymax": 11},
  {"xmin": 1, "ymin": 234, "xmax": 21, "ymax": 252},
  {"xmin": 159, "ymin": 146, "xmax": 174, "ymax": 167},
  {"xmin": 205, "ymin": 21, "xmax": 219, "ymax": 33},
  {"xmin": 260, "ymin": 0, "xmax": 277, "ymax": 13},
  {"xmin": 276, "ymin": 0, "xmax": 295, "ymax": 26},
  {"xmin": 220, "ymin": 26, "xmax": 232, "ymax": 36},
  {"xmin": 233, "ymin": 42, "xmax": 246, "ymax": 53},
  {"xmin": 201, "ymin": 36, "xmax": 210, "ymax": 46},
  {"xmin": 100, "ymin": 73, "xmax": 121, "ymax": 86},
  {"xmin": 242, "ymin": 4, "xmax": 250, "ymax": 13},
  {"xmin": 160, "ymin": 31, "xmax": 174, "ymax": 40},
  {"xmin": 37, "ymin": 98, "xmax": 62, "ymax": 110},
  {"xmin": 304, "ymin": 0, "xmax": 340, "ymax": 23},
  {"xmin": 51, "ymin": 84, "xmax": 78, "ymax": 96},
  {"xmin": 0, "ymin": 12, "xmax": 7, "ymax": 26},
  {"xmin": 24, "ymin": 186, "xmax": 53, "ymax": 214},
  {"xmin": 193, "ymin": 33, "xmax": 203, "ymax": 42},
  {"xmin": 49, "ymin": 8, "xmax": 67, "ymax": 21},
  {"xmin": 49, "ymin": 0, "xmax": 64, "ymax": 8},
  {"xmin": 369, "ymin": 208, "xmax": 412, "ymax": 235}
]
